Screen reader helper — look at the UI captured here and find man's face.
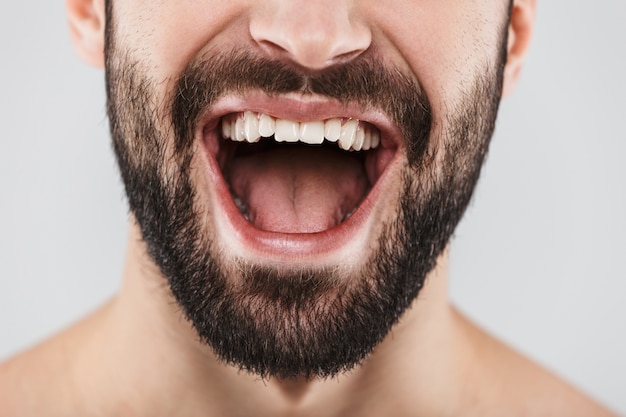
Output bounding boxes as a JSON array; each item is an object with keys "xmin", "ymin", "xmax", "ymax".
[{"xmin": 105, "ymin": 0, "xmax": 510, "ymax": 378}]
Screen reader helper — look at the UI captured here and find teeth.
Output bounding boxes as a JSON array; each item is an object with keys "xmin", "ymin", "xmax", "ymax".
[
  {"xmin": 353, "ymin": 124, "xmax": 365, "ymax": 151},
  {"xmin": 234, "ymin": 117, "xmax": 245, "ymax": 142},
  {"xmin": 258, "ymin": 113, "xmax": 275, "ymax": 137},
  {"xmin": 221, "ymin": 119, "xmax": 232, "ymax": 139},
  {"xmin": 324, "ymin": 118, "xmax": 342, "ymax": 142},
  {"xmin": 299, "ymin": 121, "xmax": 325, "ymax": 145},
  {"xmin": 338, "ymin": 119, "xmax": 357, "ymax": 150},
  {"xmin": 362, "ymin": 130, "xmax": 371, "ymax": 151},
  {"xmin": 233, "ymin": 195, "xmax": 251, "ymax": 221},
  {"xmin": 275, "ymin": 119, "xmax": 300, "ymax": 142},
  {"xmin": 342, "ymin": 207, "xmax": 357, "ymax": 222},
  {"xmin": 370, "ymin": 130, "xmax": 380, "ymax": 149},
  {"xmin": 221, "ymin": 112, "xmax": 381, "ymax": 151},
  {"xmin": 243, "ymin": 111, "xmax": 261, "ymax": 143}
]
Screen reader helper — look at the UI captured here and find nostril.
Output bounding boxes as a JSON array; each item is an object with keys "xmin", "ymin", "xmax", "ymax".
[
  {"xmin": 331, "ymin": 48, "xmax": 369, "ymax": 66},
  {"xmin": 258, "ymin": 39, "xmax": 290, "ymax": 57}
]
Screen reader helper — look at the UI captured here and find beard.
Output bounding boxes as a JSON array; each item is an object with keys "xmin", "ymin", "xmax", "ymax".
[{"xmin": 105, "ymin": 4, "xmax": 508, "ymax": 379}]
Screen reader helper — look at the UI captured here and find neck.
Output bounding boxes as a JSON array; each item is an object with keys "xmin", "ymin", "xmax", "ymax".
[{"xmin": 82, "ymin": 221, "xmax": 464, "ymax": 416}]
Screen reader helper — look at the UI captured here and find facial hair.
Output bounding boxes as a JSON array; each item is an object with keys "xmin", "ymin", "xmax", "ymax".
[{"xmin": 105, "ymin": 3, "xmax": 508, "ymax": 380}]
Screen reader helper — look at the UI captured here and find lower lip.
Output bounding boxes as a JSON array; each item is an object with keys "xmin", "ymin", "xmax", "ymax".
[{"xmin": 200, "ymin": 129, "xmax": 400, "ymax": 261}]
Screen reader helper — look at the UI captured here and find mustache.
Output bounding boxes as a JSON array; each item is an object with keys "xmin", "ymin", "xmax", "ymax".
[{"xmin": 171, "ymin": 49, "xmax": 433, "ymax": 162}]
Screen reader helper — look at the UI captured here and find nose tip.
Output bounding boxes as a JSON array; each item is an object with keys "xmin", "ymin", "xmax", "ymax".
[{"xmin": 249, "ymin": 1, "xmax": 372, "ymax": 70}]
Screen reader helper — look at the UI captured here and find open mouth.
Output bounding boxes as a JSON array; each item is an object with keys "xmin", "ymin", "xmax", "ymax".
[{"xmin": 200, "ymin": 96, "xmax": 401, "ymax": 258}]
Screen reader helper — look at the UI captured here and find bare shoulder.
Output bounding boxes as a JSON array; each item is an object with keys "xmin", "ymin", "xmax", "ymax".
[
  {"xmin": 0, "ymin": 335, "xmax": 73, "ymax": 415},
  {"xmin": 0, "ymin": 305, "xmax": 111, "ymax": 416},
  {"xmin": 451, "ymin": 308, "xmax": 618, "ymax": 417}
]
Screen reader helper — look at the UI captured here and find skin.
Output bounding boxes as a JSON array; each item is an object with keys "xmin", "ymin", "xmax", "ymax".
[{"xmin": 0, "ymin": 0, "xmax": 618, "ymax": 415}]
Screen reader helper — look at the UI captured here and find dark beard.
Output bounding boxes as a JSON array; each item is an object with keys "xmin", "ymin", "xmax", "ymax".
[{"xmin": 104, "ymin": 3, "xmax": 507, "ymax": 379}]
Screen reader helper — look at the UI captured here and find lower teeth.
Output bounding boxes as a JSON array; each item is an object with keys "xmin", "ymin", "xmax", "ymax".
[
  {"xmin": 342, "ymin": 208, "xmax": 357, "ymax": 222},
  {"xmin": 233, "ymin": 195, "xmax": 251, "ymax": 221}
]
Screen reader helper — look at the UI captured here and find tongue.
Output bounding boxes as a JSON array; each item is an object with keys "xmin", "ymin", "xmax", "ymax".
[{"xmin": 229, "ymin": 147, "xmax": 369, "ymax": 233}]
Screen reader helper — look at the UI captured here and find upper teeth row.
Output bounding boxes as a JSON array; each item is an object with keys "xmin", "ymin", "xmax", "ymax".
[{"xmin": 221, "ymin": 112, "xmax": 381, "ymax": 151}]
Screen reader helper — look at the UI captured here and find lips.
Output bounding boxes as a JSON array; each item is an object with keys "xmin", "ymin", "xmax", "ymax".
[{"xmin": 199, "ymin": 93, "xmax": 402, "ymax": 260}]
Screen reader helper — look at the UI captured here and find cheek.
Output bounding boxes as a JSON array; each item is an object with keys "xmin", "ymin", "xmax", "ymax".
[
  {"xmin": 368, "ymin": 0, "xmax": 508, "ymax": 113},
  {"xmin": 112, "ymin": 1, "xmax": 249, "ymax": 80}
]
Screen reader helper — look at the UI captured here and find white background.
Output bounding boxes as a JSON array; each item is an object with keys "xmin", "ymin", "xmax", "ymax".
[{"xmin": 1, "ymin": 1, "xmax": 624, "ymax": 414}]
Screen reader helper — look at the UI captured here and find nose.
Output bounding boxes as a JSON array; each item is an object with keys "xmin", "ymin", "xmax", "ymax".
[{"xmin": 249, "ymin": 0, "xmax": 372, "ymax": 70}]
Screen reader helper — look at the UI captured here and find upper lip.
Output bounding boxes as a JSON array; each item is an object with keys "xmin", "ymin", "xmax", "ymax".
[{"xmin": 197, "ymin": 91, "xmax": 404, "ymax": 150}]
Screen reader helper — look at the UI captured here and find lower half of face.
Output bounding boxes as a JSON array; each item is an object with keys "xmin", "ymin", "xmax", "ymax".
[{"xmin": 105, "ymin": 14, "xmax": 506, "ymax": 379}]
